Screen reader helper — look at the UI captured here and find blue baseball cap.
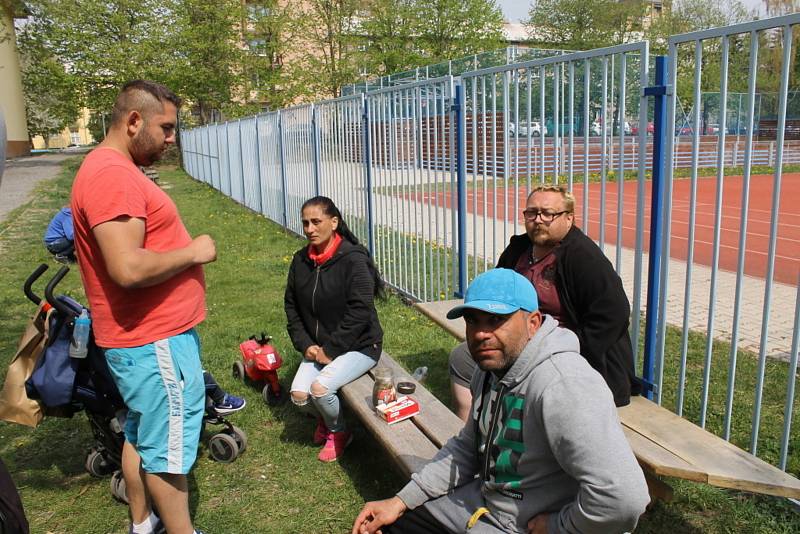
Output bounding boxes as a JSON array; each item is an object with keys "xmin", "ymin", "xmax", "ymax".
[{"xmin": 446, "ymin": 268, "xmax": 539, "ymax": 319}]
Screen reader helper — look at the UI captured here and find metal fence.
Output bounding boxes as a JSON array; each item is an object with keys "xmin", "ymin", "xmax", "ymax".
[
  {"xmin": 181, "ymin": 13, "xmax": 800, "ymax": 473},
  {"xmin": 659, "ymin": 13, "xmax": 800, "ymax": 471}
]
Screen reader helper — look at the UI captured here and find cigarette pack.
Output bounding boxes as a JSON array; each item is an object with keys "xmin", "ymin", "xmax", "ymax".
[{"xmin": 376, "ymin": 395, "xmax": 420, "ymax": 424}]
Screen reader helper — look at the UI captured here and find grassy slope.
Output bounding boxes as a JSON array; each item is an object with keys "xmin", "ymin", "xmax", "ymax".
[{"xmin": 0, "ymin": 159, "xmax": 797, "ymax": 533}]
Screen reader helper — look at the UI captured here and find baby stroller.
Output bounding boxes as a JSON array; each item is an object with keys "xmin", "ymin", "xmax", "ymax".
[{"xmin": 0, "ymin": 264, "xmax": 247, "ymax": 503}]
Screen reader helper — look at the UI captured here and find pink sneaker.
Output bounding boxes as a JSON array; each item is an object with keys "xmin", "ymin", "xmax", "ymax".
[
  {"xmin": 318, "ymin": 430, "xmax": 352, "ymax": 462},
  {"xmin": 313, "ymin": 418, "xmax": 329, "ymax": 446}
]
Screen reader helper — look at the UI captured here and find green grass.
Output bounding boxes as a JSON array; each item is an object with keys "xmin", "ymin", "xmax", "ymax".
[{"xmin": 0, "ymin": 159, "xmax": 798, "ymax": 532}]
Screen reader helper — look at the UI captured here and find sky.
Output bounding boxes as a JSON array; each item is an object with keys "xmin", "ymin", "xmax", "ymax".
[{"xmin": 496, "ymin": 0, "xmax": 768, "ymax": 23}]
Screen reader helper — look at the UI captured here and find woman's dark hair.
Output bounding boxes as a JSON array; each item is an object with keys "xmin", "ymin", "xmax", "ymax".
[{"xmin": 302, "ymin": 196, "xmax": 385, "ymax": 298}]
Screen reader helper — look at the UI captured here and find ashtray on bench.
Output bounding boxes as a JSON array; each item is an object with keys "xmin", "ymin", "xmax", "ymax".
[{"xmin": 376, "ymin": 396, "xmax": 420, "ymax": 424}]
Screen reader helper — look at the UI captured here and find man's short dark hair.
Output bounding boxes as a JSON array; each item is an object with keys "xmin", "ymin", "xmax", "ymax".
[{"xmin": 111, "ymin": 80, "xmax": 182, "ymax": 125}]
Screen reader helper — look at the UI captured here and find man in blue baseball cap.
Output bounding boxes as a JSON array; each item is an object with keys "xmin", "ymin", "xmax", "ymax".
[{"xmin": 353, "ymin": 269, "xmax": 649, "ymax": 534}]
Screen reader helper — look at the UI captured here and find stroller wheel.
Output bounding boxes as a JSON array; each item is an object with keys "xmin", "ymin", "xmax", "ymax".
[
  {"xmin": 110, "ymin": 470, "xmax": 129, "ymax": 504},
  {"xmin": 227, "ymin": 425, "xmax": 248, "ymax": 454},
  {"xmin": 208, "ymin": 432, "xmax": 239, "ymax": 463},
  {"xmin": 232, "ymin": 361, "xmax": 245, "ymax": 381},
  {"xmin": 85, "ymin": 449, "xmax": 113, "ymax": 478}
]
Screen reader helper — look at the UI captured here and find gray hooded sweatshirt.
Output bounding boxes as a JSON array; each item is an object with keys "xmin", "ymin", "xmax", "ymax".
[{"xmin": 396, "ymin": 316, "xmax": 649, "ymax": 533}]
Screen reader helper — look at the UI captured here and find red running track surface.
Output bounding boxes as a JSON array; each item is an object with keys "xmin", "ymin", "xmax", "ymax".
[{"xmin": 412, "ymin": 173, "xmax": 800, "ymax": 285}]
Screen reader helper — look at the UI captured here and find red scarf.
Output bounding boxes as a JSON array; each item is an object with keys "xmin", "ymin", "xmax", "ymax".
[{"xmin": 308, "ymin": 232, "xmax": 342, "ymax": 266}]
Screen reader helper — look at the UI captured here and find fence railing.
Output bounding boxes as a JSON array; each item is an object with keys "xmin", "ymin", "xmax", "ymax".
[{"xmin": 181, "ymin": 13, "xmax": 800, "ymax": 475}]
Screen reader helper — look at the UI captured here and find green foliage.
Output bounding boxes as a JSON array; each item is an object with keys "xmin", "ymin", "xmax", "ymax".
[
  {"xmin": 359, "ymin": 0, "xmax": 423, "ymax": 76},
  {"xmin": 291, "ymin": 0, "xmax": 505, "ymax": 99},
  {"xmin": 526, "ymin": 0, "xmax": 647, "ymax": 50},
  {"xmin": 644, "ymin": 1, "xmax": 764, "ymax": 118},
  {"xmin": 170, "ymin": 0, "xmax": 245, "ymax": 124},
  {"xmin": 86, "ymin": 111, "xmax": 108, "ymax": 143},
  {"xmin": 291, "ymin": 0, "xmax": 366, "ymax": 99},
  {"xmin": 414, "ymin": 0, "xmax": 505, "ymax": 64},
  {"xmin": 240, "ymin": 0, "xmax": 298, "ymax": 111},
  {"xmin": 11, "ymin": 13, "xmax": 81, "ymax": 141},
  {"xmin": 13, "ymin": 0, "xmax": 291, "ymax": 125}
]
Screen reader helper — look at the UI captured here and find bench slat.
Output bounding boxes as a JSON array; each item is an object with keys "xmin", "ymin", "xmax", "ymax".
[
  {"xmin": 415, "ymin": 300, "xmax": 466, "ymax": 341},
  {"xmin": 415, "ymin": 299, "xmax": 800, "ymax": 499},
  {"xmin": 620, "ymin": 396, "xmax": 800, "ymax": 499},
  {"xmin": 340, "ymin": 373, "xmax": 439, "ymax": 478}
]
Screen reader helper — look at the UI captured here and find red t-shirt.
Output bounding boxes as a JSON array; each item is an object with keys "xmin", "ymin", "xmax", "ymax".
[
  {"xmin": 514, "ymin": 246, "xmax": 572, "ymax": 329},
  {"xmin": 71, "ymin": 147, "xmax": 206, "ymax": 348}
]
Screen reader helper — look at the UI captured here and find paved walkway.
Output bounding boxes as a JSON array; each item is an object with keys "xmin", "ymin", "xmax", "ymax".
[{"xmin": 0, "ymin": 152, "xmax": 81, "ymax": 224}]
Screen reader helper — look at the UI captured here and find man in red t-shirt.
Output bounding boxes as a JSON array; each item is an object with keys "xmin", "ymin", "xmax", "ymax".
[{"xmin": 71, "ymin": 80, "xmax": 215, "ymax": 534}]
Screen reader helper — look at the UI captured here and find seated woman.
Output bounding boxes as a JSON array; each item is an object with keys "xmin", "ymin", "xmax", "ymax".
[{"xmin": 285, "ymin": 196, "xmax": 384, "ymax": 462}]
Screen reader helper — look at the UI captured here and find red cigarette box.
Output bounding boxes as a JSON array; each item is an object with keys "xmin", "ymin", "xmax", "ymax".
[{"xmin": 377, "ymin": 396, "xmax": 420, "ymax": 424}]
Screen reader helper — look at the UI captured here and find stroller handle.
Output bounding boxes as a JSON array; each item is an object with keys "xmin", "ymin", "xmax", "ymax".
[
  {"xmin": 24, "ymin": 263, "xmax": 49, "ymax": 305},
  {"xmin": 44, "ymin": 265, "xmax": 76, "ymax": 317}
]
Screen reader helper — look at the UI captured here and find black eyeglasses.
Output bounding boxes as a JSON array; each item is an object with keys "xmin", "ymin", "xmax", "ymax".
[{"xmin": 522, "ymin": 209, "xmax": 569, "ymax": 223}]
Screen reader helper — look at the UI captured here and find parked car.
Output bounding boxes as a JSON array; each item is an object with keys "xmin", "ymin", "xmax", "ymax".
[
  {"xmin": 510, "ymin": 121, "xmax": 546, "ymax": 137},
  {"xmin": 727, "ymin": 124, "xmax": 749, "ymax": 135},
  {"xmin": 631, "ymin": 121, "xmax": 655, "ymax": 135}
]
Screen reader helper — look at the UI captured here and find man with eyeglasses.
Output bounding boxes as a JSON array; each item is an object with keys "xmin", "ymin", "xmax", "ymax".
[{"xmin": 449, "ymin": 185, "xmax": 640, "ymax": 420}]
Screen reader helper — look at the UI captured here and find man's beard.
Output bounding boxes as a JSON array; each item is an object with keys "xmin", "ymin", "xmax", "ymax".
[
  {"xmin": 131, "ymin": 128, "xmax": 162, "ymax": 167},
  {"xmin": 471, "ymin": 337, "xmax": 528, "ymax": 374},
  {"xmin": 530, "ymin": 226, "xmax": 556, "ymax": 247}
]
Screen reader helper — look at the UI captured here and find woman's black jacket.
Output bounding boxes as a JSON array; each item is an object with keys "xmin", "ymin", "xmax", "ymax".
[{"xmin": 284, "ymin": 239, "xmax": 383, "ymax": 361}]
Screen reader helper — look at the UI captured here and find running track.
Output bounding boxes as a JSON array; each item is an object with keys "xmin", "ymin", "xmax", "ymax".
[{"xmin": 416, "ymin": 173, "xmax": 800, "ymax": 285}]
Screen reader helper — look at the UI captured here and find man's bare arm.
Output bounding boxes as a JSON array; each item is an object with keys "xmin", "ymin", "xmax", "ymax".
[{"xmin": 93, "ymin": 216, "xmax": 216, "ymax": 289}]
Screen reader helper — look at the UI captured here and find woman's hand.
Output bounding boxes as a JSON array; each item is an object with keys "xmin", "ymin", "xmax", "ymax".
[
  {"xmin": 315, "ymin": 347, "xmax": 332, "ymax": 365},
  {"xmin": 304, "ymin": 345, "xmax": 321, "ymax": 361}
]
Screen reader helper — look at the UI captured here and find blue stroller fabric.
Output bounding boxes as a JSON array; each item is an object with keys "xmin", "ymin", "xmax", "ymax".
[{"xmin": 26, "ymin": 297, "xmax": 83, "ymax": 406}]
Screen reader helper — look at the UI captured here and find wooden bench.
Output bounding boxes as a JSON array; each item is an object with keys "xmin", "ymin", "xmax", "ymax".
[
  {"xmin": 414, "ymin": 299, "xmax": 800, "ymax": 501},
  {"xmin": 340, "ymin": 352, "xmax": 464, "ymax": 478}
]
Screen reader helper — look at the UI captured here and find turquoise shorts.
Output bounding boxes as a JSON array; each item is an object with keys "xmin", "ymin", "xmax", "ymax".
[{"xmin": 104, "ymin": 329, "xmax": 205, "ymax": 474}]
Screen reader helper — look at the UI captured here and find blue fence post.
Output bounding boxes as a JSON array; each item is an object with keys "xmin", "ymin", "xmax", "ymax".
[
  {"xmin": 642, "ymin": 55, "xmax": 668, "ymax": 400},
  {"xmin": 312, "ymin": 104, "xmax": 322, "ymax": 196},
  {"xmin": 278, "ymin": 111, "xmax": 289, "ymax": 229},
  {"xmin": 454, "ymin": 83, "xmax": 468, "ymax": 298},
  {"xmin": 362, "ymin": 95, "xmax": 375, "ymax": 257}
]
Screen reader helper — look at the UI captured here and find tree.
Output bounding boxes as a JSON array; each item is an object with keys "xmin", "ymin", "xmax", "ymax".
[
  {"xmin": 646, "ymin": 0, "xmax": 758, "ymax": 124},
  {"xmin": 415, "ymin": 0, "xmax": 505, "ymax": 63},
  {"xmin": 292, "ymin": 0, "xmax": 366, "ymax": 99},
  {"xmin": 359, "ymin": 0, "xmax": 422, "ymax": 77},
  {"xmin": 170, "ymin": 0, "xmax": 248, "ymax": 124},
  {"xmin": 11, "ymin": 15, "xmax": 81, "ymax": 143},
  {"xmin": 525, "ymin": 0, "xmax": 647, "ymax": 50},
  {"xmin": 239, "ymin": 0, "xmax": 297, "ymax": 112},
  {"xmin": 14, "ymin": 0, "xmax": 281, "ymax": 126}
]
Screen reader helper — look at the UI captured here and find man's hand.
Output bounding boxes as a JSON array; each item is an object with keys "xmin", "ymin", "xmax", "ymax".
[
  {"xmin": 304, "ymin": 345, "xmax": 321, "ymax": 361},
  {"xmin": 352, "ymin": 496, "xmax": 407, "ymax": 534},
  {"xmin": 189, "ymin": 234, "xmax": 216, "ymax": 264},
  {"xmin": 527, "ymin": 513, "xmax": 549, "ymax": 534},
  {"xmin": 315, "ymin": 347, "xmax": 332, "ymax": 365}
]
